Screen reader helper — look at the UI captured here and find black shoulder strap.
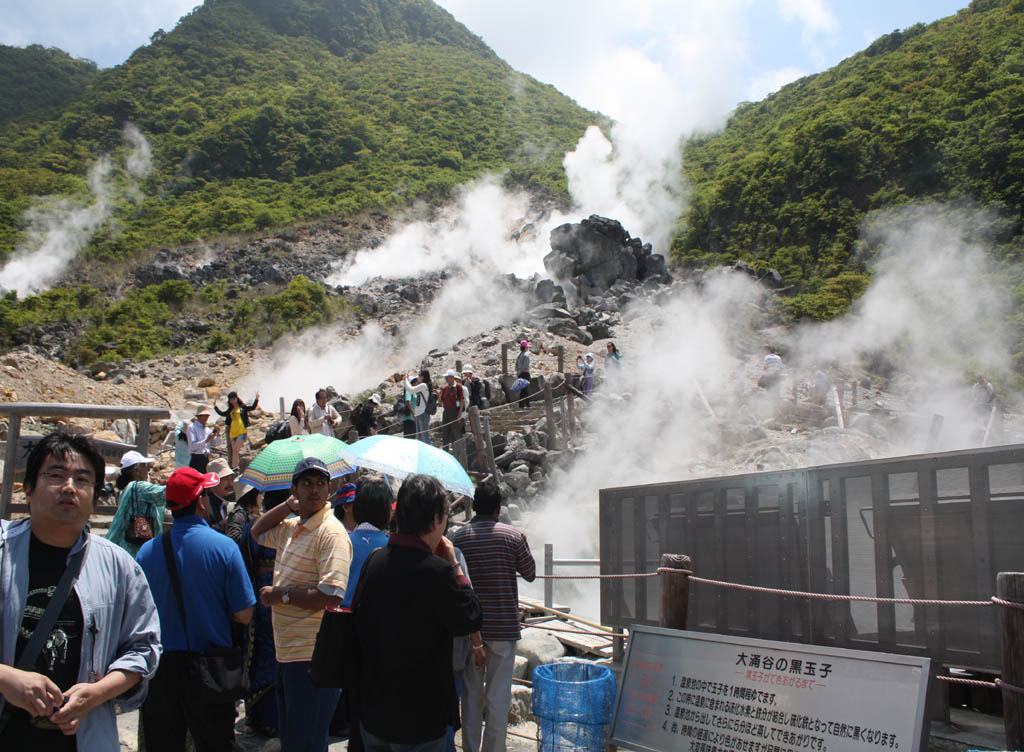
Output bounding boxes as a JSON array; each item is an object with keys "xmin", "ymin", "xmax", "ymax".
[
  {"xmin": 16, "ymin": 537, "xmax": 88, "ymax": 670},
  {"xmin": 162, "ymin": 532, "xmax": 193, "ymax": 652}
]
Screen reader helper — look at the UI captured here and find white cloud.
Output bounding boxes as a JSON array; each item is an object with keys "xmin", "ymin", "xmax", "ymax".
[
  {"xmin": 776, "ymin": 0, "xmax": 839, "ymax": 36},
  {"xmin": 0, "ymin": 0, "xmax": 199, "ymax": 66},
  {"xmin": 746, "ymin": 65, "xmax": 806, "ymax": 100}
]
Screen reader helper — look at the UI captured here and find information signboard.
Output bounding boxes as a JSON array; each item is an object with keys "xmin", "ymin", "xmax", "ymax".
[{"xmin": 612, "ymin": 626, "xmax": 931, "ymax": 752}]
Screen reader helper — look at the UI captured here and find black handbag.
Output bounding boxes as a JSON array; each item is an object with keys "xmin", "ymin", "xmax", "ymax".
[
  {"xmin": 308, "ymin": 548, "xmax": 380, "ymax": 689},
  {"xmin": 124, "ymin": 485, "xmax": 154, "ymax": 545},
  {"xmin": 162, "ymin": 533, "xmax": 249, "ymax": 704}
]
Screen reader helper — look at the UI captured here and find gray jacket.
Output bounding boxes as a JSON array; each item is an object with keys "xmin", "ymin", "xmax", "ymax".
[{"xmin": 1, "ymin": 518, "xmax": 162, "ymax": 749}]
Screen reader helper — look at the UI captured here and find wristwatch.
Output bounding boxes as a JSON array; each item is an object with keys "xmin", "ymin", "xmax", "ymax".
[{"xmin": 282, "ymin": 588, "xmax": 292, "ymax": 604}]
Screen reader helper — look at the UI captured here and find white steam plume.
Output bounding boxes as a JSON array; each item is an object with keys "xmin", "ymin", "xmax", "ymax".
[
  {"xmin": 523, "ymin": 205, "xmax": 1019, "ymax": 614},
  {"xmin": 0, "ymin": 123, "xmax": 153, "ymax": 296},
  {"xmin": 328, "ymin": 177, "xmax": 556, "ymax": 286},
  {"xmin": 241, "ymin": 273, "xmax": 530, "ymax": 406}
]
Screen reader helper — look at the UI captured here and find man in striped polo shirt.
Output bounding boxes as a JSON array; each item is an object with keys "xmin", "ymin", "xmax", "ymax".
[
  {"xmin": 451, "ymin": 478, "xmax": 536, "ymax": 752},
  {"xmin": 250, "ymin": 457, "xmax": 353, "ymax": 752}
]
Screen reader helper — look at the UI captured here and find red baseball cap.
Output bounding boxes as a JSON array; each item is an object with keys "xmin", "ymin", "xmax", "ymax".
[{"xmin": 165, "ymin": 467, "xmax": 220, "ymax": 511}]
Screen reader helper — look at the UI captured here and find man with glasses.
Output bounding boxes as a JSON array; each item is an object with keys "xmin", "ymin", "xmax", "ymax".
[
  {"xmin": 250, "ymin": 457, "xmax": 353, "ymax": 752},
  {"xmin": 0, "ymin": 431, "xmax": 161, "ymax": 749}
]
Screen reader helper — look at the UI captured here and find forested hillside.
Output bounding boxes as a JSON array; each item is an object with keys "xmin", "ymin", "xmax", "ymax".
[
  {"xmin": 0, "ymin": 45, "xmax": 99, "ymax": 126},
  {"xmin": 675, "ymin": 0, "xmax": 1024, "ymax": 321},
  {"xmin": 0, "ymin": 0, "xmax": 597, "ymax": 263}
]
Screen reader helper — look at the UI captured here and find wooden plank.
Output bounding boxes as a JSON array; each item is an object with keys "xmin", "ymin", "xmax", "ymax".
[
  {"xmin": 0, "ymin": 403, "xmax": 169, "ymax": 418},
  {"xmin": 744, "ymin": 483, "xmax": 758, "ymax": 635},
  {"xmin": 714, "ymin": 488, "xmax": 728, "ymax": 632},
  {"xmin": 806, "ymin": 473, "xmax": 828, "ymax": 644},
  {"xmin": 831, "ymin": 474, "xmax": 851, "ymax": 647},
  {"xmin": 600, "ymin": 491, "xmax": 625, "ymax": 626},
  {"xmin": 634, "ymin": 495, "xmax": 649, "ymax": 623},
  {"xmin": 968, "ymin": 462, "xmax": 997, "ymax": 667},
  {"xmin": 872, "ymin": 471, "xmax": 896, "ymax": 652},
  {"xmin": 917, "ymin": 468, "xmax": 943, "ymax": 659},
  {"xmin": 534, "ymin": 619, "xmax": 613, "ymax": 657},
  {"xmin": 519, "ymin": 597, "xmax": 570, "ymax": 617},
  {"xmin": 778, "ymin": 482, "xmax": 794, "ymax": 641}
]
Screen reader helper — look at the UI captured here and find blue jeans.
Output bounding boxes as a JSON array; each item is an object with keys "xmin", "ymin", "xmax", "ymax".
[
  {"xmin": 415, "ymin": 412, "xmax": 432, "ymax": 445},
  {"xmin": 362, "ymin": 723, "xmax": 446, "ymax": 752},
  {"xmin": 276, "ymin": 661, "xmax": 342, "ymax": 752}
]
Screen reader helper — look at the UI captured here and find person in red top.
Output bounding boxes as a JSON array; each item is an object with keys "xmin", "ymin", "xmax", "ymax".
[{"xmin": 439, "ymin": 370, "xmax": 464, "ymax": 450}]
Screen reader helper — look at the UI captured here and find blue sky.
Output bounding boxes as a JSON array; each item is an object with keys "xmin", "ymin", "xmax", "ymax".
[{"xmin": 1, "ymin": 0, "xmax": 969, "ymax": 125}]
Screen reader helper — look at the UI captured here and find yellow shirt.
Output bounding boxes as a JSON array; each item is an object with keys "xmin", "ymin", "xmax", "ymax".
[
  {"xmin": 262, "ymin": 504, "xmax": 352, "ymax": 662},
  {"xmin": 228, "ymin": 408, "xmax": 246, "ymax": 439}
]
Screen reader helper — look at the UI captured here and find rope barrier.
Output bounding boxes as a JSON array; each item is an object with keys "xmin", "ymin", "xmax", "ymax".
[
  {"xmin": 997, "ymin": 678, "xmax": 1024, "ymax": 696},
  {"xmin": 529, "ymin": 567, "xmax": 1016, "ymax": 609},
  {"xmin": 935, "ymin": 675, "xmax": 998, "ymax": 689},
  {"xmin": 992, "ymin": 596, "xmax": 1024, "ymax": 611}
]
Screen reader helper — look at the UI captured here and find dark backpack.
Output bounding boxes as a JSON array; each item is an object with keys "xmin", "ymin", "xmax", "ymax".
[
  {"xmin": 427, "ymin": 390, "xmax": 438, "ymax": 416},
  {"xmin": 393, "ymin": 392, "xmax": 413, "ymax": 417},
  {"xmin": 266, "ymin": 419, "xmax": 291, "ymax": 444}
]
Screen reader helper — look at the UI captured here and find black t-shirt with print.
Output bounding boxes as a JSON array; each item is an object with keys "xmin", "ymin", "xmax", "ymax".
[{"xmin": 5, "ymin": 534, "xmax": 83, "ymax": 751}]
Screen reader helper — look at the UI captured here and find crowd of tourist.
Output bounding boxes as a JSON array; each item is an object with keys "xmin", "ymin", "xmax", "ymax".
[{"xmin": 0, "ymin": 428, "xmax": 536, "ymax": 752}]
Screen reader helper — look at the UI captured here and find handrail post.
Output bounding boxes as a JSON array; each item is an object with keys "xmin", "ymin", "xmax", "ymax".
[
  {"xmin": 544, "ymin": 542, "xmax": 554, "ymax": 609},
  {"xmin": 1, "ymin": 414, "xmax": 22, "ymax": 519},
  {"xmin": 998, "ymin": 572, "xmax": 1024, "ymax": 750},
  {"xmin": 658, "ymin": 553, "xmax": 692, "ymax": 630}
]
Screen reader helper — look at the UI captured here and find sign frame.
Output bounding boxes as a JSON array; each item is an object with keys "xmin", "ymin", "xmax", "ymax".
[{"xmin": 612, "ymin": 625, "xmax": 932, "ymax": 752}]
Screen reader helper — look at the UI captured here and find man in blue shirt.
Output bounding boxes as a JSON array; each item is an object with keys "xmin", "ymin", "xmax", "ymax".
[{"xmin": 136, "ymin": 466, "xmax": 256, "ymax": 752}]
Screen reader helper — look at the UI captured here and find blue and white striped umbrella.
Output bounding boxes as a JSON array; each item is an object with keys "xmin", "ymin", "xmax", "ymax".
[{"xmin": 336, "ymin": 435, "xmax": 475, "ymax": 497}]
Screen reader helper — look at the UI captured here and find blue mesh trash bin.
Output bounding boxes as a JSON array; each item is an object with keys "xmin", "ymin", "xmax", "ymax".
[{"xmin": 532, "ymin": 661, "xmax": 617, "ymax": 752}]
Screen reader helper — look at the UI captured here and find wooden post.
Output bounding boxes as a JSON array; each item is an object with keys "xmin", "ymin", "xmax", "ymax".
[
  {"xmin": 566, "ymin": 389, "xmax": 576, "ymax": 442},
  {"xmin": 480, "ymin": 416, "xmax": 498, "ymax": 480},
  {"xmin": 501, "ymin": 344, "xmax": 509, "ymax": 376},
  {"xmin": 658, "ymin": 553, "xmax": 692, "ymax": 630},
  {"xmin": 544, "ymin": 542, "xmax": 554, "ymax": 608},
  {"xmin": 455, "ymin": 359, "xmax": 462, "ymax": 375},
  {"xmin": 543, "ymin": 381, "xmax": 557, "ymax": 450},
  {"xmin": 612, "ymin": 626, "xmax": 625, "ymax": 664},
  {"xmin": 851, "ymin": 381, "xmax": 858, "ymax": 407},
  {"xmin": 998, "ymin": 572, "xmax": 1024, "ymax": 750},
  {"xmin": 467, "ymin": 406, "xmax": 487, "ymax": 473},
  {"xmin": 927, "ymin": 414, "xmax": 944, "ymax": 451},
  {"xmin": 137, "ymin": 417, "xmax": 151, "ymax": 455},
  {"xmin": 279, "ymin": 396, "xmax": 286, "ymax": 419},
  {"xmin": 1, "ymin": 414, "xmax": 21, "ymax": 519},
  {"xmin": 831, "ymin": 386, "xmax": 844, "ymax": 428},
  {"xmin": 556, "ymin": 345, "xmax": 564, "ymax": 374},
  {"xmin": 453, "ymin": 436, "xmax": 469, "ymax": 470}
]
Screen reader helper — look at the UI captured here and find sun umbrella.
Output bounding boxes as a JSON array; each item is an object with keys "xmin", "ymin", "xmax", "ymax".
[
  {"xmin": 336, "ymin": 435, "xmax": 475, "ymax": 497},
  {"xmin": 238, "ymin": 433, "xmax": 357, "ymax": 491}
]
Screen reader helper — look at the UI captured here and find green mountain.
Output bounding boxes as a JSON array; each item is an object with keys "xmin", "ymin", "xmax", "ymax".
[
  {"xmin": 0, "ymin": 44, "xmax": 99, "ymax": 126},
  {"xmin": 0, "ymin": 0, "xmax": 598, "ymax": 263},
  {"xmin": 674, "ymin": 0, "xmax": 1024, "ymax": 322}
]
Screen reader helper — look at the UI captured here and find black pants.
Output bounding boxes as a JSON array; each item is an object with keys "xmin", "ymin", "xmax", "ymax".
[
  {"xmin": 517, "ymin": 372, "xmax": 531, "ymax": 408},
  {"xmin": 141, "ymin": 653, "xmax": 236, "ymax": 752},
  {"xmin": 189, "ymin": 453, "xmax": 209, "ymax": 473}
]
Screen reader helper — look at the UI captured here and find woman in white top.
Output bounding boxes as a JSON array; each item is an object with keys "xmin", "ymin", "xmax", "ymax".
[
  {"xmin": 287, "ymin": 398, "xmax": 309, "ymax": 436},
  {"xmin": 515, "ymin": 340, "xmax": 531, "ymax": 408},
  {"xmin": 405, "ymin": 369, "xmax": 433, "ymax": 445}
]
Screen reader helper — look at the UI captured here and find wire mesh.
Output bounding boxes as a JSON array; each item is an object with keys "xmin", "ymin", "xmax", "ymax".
[{"xmin": 532, "ymin": 661, "xmax": 616, "ymax": 752}]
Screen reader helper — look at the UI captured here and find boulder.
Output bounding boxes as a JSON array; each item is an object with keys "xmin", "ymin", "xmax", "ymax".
[
  {"xmin": 504, "ymin": 471, "xmax": 530, "ymax": 490},
  {"xmin": 197, "ymin": 377, "xmax": 217, "ymax": 388},
  {"xmin": 517, "ymin": 627, "xmax": 567, "ymax": 674},
  {"xmin": 508, "ymin": 685, "xmax": 536, "ymax": 725},
  {"xmin": 513, "ymin": 654, "xmax": 530, "ymax": 680},
  {"xmin": 547, "ymin": 319, "xmax": 593, "ymax": 345}
]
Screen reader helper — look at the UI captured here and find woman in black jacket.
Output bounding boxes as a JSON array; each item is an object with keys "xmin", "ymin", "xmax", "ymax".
[{"xmin": 214, "ymin": 390, "xmax": 259, "ymax": 468}]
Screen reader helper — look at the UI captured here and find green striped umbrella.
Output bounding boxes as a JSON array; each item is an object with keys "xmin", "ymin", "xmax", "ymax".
[{"xmin": 238, "ymin": 434, "xmax": 356, "ymax": 491}]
